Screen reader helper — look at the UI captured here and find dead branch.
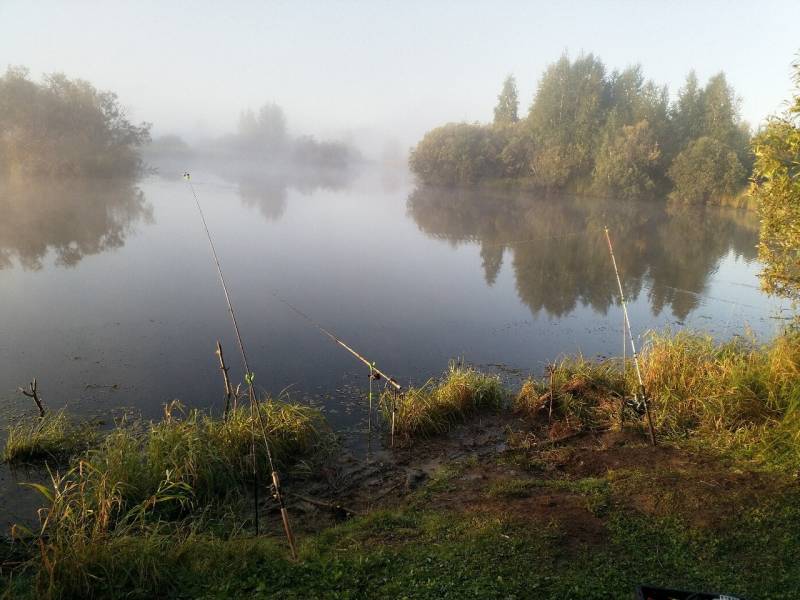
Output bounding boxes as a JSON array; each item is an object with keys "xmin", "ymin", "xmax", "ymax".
[{"xmin": 18, "ymin": 378, "xmax": 45, "ymax": 418}]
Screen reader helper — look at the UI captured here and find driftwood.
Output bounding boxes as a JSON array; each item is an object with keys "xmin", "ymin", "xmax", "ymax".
[{"xmin": 18, "ymin": 379, "xmax": 45, "ymax": 418}]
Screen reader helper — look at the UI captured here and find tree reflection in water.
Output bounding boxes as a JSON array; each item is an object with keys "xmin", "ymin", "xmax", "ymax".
[
  {"xmin": 407, "ymin": 187, "xmax": 758, "ymax": 320},
  {"xmin": 0, "ymin": 177, "xmax": 152, "ymax": 270}
]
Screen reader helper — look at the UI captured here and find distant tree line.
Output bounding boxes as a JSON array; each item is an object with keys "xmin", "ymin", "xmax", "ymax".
[
  {"xmin": 148, "ymin": 102, "xmax": 358, "ymax": 170},
  {"xmin": 409, "ymin": 54, "xmax": 752, "ymax": 204},
  {"xmin": 0, "ymin": 67, "xmax": 151, "ymax": 178},
  {"xmin": 221, "ymin": 102, "xmax": 356, "ymax": 169}
]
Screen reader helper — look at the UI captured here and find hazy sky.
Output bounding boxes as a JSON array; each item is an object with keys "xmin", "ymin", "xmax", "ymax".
[{"xmin": 1, "ymin": 1, "xmax": 798, "ymax": 153}]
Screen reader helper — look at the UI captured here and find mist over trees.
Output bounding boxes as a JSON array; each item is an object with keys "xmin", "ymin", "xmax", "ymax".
[
  {"xmin": 410, "ymin": 54, "xmax": 752, "ymax": 204},
  {"xmin": 0, "ymin": 67, "xmax": 151, "ymax": 178},
  {"xmin": 150, "ymin": 102, "xmax": 358, "ymax": 171}
]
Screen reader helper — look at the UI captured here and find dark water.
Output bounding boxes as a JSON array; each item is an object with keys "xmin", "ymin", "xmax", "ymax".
[{"xmin": 0, "ymin": 164, "xmax": 790, "ymax": 527}]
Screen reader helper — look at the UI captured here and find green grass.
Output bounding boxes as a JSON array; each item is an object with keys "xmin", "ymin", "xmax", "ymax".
[
  {"xmin": 7, "ymin": 484, "xmax": 800, "ymax": 600},
  {"xmin": 384, "ymin": 362, "xmax": 506, "ymax": 439},
  {"xmin": 3, "ymin": 411, "xmax": 97, "ymax": 465},
  {"xmin": 642, "ymin": 330, "xmax": 800, "ymax": 468}
]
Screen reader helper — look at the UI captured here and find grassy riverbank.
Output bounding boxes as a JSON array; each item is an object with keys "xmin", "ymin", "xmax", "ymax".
[{"xmin": 2, "ymin": 329, "xmax": 799, "ymax": 599}]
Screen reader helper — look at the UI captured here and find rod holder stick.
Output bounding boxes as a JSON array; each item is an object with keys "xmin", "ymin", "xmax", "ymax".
[
  {"xmin": 620, "ymin": 318, "xmax": 627, "ymax": 427},
  {"xmin": 547, "ymin": 364, "xmax": 555, "ymax": 424},
  {"xmin": 604, "ymin": 226, "xmax": 657, "ymax": 447},
  {"xmin": 272, "ymin": 470, "xmax": 298, "ymax": 560},
  {"xmin": 216, "ymin": 341, "xmax": 234, "ymax": 417},
  {"xmin": 368, "ymin": 365, "xmax": 373, "ymax": 435},
  {"xmin": 391, "ymin": 389, "xmax": 397, "ymax": 448}
]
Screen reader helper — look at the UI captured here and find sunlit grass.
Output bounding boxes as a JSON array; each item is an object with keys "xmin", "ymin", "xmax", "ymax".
[
  {"xmin": 3, "ymin": 411, "xmax": 97, "ymax": 465},
  {"xmin": 642, "ymin": 329, "xmax": 800, "ymax": 467},
  {"xmin": 384, "ymin": 362, "xmax": 506, "ymax": 439},
  {"xmin": 514, "ymin": 356, "xmax": 626, "ymax": 430}
]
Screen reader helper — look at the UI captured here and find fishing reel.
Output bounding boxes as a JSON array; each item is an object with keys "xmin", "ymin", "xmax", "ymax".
[{"xmin": 270, "ymin": 470, "xmax": 284, "ymax": 503}]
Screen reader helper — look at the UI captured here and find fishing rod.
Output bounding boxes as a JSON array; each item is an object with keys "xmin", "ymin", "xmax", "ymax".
[
  {"xmin": 273, "ymin": 292, "xmax": 403, "ymax": 445},
  {"xmin": 603, "ymin": 226, "xmax": 657, "ymax": 447},
  {"xmin": 184, "ymin": 173, "xmax": 297, "ymax": 557}
]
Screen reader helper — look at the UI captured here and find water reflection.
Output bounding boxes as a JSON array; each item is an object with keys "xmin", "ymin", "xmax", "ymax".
[
  {"xmin": 407, "ymin": 187, "xmax": 758, "ymax": 320},
  {"xmin": 148, "ymin": 154, "xmax": 357, "ymax": 222},
  {"xmin": 232, "ymin": 167, "xmax": 354, "ymax": 221},
  {"xmin": 0, "ymin": 177, "xmax": 152, "ymax": 270}
]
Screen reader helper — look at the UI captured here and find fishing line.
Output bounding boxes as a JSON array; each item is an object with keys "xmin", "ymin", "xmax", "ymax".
[
  {"xmin": 642, "ymin": 283, "xmax": 761, "ymax": 311},
  {"xmin": 455, "ymin": 230, "xmax": 587, "ymax": 248},
  {"xmin": 604, "ymin": 226, "xmax": 657, "ymax": 447},
  {"xmin": 185, "ymin": 173, "xmax": 297, "ymax": 557}
]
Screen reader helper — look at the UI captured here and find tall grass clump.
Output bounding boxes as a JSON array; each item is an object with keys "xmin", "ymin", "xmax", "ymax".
[
  {"xmin": 3, "ymin": 411, "xmax": 97, "ymax": 465},
  {"xmin": 515, "ymin": 356, "xmax": 627, "ymax": 431},
  {"xmin": 85, "ymin": 400, "xmax": 330, "ymax": 516},
  {"xmin": 386, "ymin": 363, "xmax": 505, "ymax": 439},
  {"xmin": 12, "ymin": 399, "xmax": 332, "ymax": 598},
  {"xmin": 642, "ymin": 330, "xmax": 800, "ymax": 466}
]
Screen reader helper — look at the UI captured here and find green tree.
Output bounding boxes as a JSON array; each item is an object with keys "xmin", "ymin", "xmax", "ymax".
[
  {"xmin": 493, "ymin": 75, "xmax": 519, "ymax": 126},
  {"xmin": 668, "ymin": 136, "xmax": 746, "ymax": 204},
  {"xmin": 751, "ymin": 59, "xmax": 800, "ymax": 301},
  {"xmin": 702, "ymin": 73, "xmax": 752, "ymax": 168},
  {"xmin": 528, "ymin": 54, "xmax": 610, "ymax": 186},
  {"xmin": 592, "ymin": 120, "xmax": 661, "ymax": 199},
  {"xmin": 672, "ymin": 71, "xmax": 705, "ymax": 149},
  {"xmin": 0, "ymin": 67, "xmax": 150, "ymax": 177}
]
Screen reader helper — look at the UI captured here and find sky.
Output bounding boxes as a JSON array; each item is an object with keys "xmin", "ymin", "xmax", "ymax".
[{"xmin": 1, "ymin": 1, "xmax": 798, "ymax": 154}]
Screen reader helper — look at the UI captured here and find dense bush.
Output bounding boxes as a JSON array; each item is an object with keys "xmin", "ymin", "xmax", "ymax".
[{"xmin": 408, "ymin": 123, "xmax": 504, "ymax": 186}]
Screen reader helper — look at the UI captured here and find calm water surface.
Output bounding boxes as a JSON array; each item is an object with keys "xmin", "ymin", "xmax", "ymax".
[{"xmin": 0, "ymin": 164, "xmax": 790, "ymax": 526}]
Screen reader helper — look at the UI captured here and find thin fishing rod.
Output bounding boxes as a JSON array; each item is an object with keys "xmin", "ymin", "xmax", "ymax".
[
  {"xmin": 185, "ymin": 173, "xmax": 297, "ymax": 556},
  {"xmin": 274, "ymin": 292, "xmax": 402, "ymax": 391},
  {"xmin": 603, "ymin": 226, "xmax": 657, "ymax": 447}
]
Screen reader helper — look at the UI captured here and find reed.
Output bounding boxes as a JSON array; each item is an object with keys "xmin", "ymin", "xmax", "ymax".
[
  {"xmin": 385, "ymin": 362, "xmax": 505, "ymax": 439},
  {"xmin": 3, "ymin": 411, "xmax": 97, "ymax": 465}
]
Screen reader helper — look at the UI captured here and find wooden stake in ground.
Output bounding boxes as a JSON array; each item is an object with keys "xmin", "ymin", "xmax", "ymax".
[
  {"xmin": 547, "ymin": 364, "xmax": 555, "ymax": 424},
  {"xmin": 18, "ymin": 379, "xmax": 45, "ymax": 418},
  {"xmin": 215, "ymin": 341, "xmax": 235, "ymax": 417},
  {"xmin": 620, "ymin": 317, "xmax": 627, "ymax": 428}
]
